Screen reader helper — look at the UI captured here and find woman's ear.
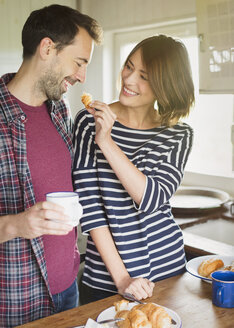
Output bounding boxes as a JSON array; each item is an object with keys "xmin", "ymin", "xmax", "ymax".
[{"xmin": 39, "ymin": 37, "xmax": 55, "ymax": 60}]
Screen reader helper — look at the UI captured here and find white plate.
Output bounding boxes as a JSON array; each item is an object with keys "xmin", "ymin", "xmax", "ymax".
[
  {"xmin": 97, "ymin": 302, "xmax": 182, "ymax": 328},
  {"xmin": 186, "ymin": 255, "xmax": 234, "ymax": 283}
]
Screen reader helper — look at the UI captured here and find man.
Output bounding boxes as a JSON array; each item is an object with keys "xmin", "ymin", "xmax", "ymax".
[{"xmin": 0, "ymin": 4, "xmax": 102, "ymax": 327}]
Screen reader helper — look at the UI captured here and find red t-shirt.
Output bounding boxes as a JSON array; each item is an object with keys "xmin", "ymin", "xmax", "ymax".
[{"xmin": 15, "ymin": 97, "xmax": 79, "ymax": 294}]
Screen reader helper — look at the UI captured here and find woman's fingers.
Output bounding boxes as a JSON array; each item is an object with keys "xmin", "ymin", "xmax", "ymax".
[
  {"xmin": 125, "ymin": 277, "xmax": 155, "ymax": 300},
  {"xmin": 90, "ymin": 101, "xmax": 117, "ymax": 120},
  {"xmin": 86, "ymin": 107, "xmax": 96, "ymax": 115},
  {"xmin": 87, "ymin": 100, "xmax": 116, "ymax": 146}
]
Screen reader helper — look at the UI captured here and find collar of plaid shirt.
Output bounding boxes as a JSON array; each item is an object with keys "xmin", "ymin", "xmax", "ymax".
[{"xmin": 0, "ymin": 73, "xmax": 74, "ymax": 326}]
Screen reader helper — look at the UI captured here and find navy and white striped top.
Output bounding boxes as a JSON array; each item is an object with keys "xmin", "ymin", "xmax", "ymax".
[{"xmin": 73, "ymin": 108, "xmax": 193, "ymax": 293}]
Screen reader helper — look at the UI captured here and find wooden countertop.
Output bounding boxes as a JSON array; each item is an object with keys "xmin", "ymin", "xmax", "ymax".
[{"xmin": 17, "ymin": 273, "xmax": 234, "ymax": 328}]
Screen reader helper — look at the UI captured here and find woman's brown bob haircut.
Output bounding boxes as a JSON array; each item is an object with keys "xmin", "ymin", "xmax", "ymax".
[{"xmin": 124, "ymin": 35, "xmax": 195, "ymax": 126}]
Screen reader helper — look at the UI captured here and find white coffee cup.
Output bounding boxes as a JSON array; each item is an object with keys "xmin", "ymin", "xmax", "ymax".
[{"xmin": 46, "ymin": 191, "xmax": 83, "ymax": 227}]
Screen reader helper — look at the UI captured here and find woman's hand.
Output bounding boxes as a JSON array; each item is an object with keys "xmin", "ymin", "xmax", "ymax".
[
  {"xmin": 90, "ymin": 227, "xmax": 154, "ymax": 301},
  {"xmin": 86, "ymin": 101, "xmax": 116, "ymax": 146},
  {"xmin": 117, "ymin": 276, "xmax": 155, "ymax": 300}
]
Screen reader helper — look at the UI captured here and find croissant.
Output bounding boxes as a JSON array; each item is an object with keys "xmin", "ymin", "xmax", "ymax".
[
  {"xmin": 134, "ymin": 303, "xmax": 157, "ymax": 317},
  {"xmin": 153, "ymin": 310, "xmax": 171, "ymax": 328},
  {"xmin": 133, "ymin": 303, "xmax": 171, "ymax": 328},
  {"xmin": 81, "ymin": 92, "xmax": 92, "ymax": 109},
  {"xmin": 114, "ymin": 300, "xmax": 129, "ymax": 312},
  {"xmin": 148, "ymin": 306, "xmax": 171, "ymax": 328},
  {"xmin": 115, "ymin": 309, "xmax": 130, "ymax": 328},
  {"xmin": 198, "ymin": 258, "xmax": 224, "ymax": 277},
  {"xmin": 223, "ymin": 265, "xmax": 234, "ymax": 272},
  {"xmin": 114, "ymin": 301, "xmax": 171, "ymax": 328},
  {"xmin": 128, "ymin": 309, "xmax": 152, "ymax": 328}
]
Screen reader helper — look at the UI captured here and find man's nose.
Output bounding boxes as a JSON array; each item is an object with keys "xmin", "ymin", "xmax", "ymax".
[{"xmin": 75, "ymin": 67, "xmax": 86, "ymax": 84}]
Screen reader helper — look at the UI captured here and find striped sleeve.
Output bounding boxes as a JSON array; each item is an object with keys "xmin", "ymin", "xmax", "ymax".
[
  {"xmin": 73, "ymin": 109, "xmax": 108, "ymax": 233},
  {"xmin": 135, "ymin": 125, "xmax": 193, "ymax": 213}
]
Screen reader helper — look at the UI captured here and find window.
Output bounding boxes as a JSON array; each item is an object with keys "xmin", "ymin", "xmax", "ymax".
[
  {"xmin": 196, "ymin": 0, "xmax": 234, "ymax": 93},
  {"xmin": 106, "ymin": 20, "xmax": 234, "ymax": 185}
]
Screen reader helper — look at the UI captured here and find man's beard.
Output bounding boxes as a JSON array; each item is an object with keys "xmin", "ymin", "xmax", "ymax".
[{"xmin": 37, "ymin": 68, "xmax": 64, "ymax": 101}]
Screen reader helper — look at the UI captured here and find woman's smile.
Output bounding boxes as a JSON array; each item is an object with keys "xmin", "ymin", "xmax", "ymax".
[{"xmin": 122, "ymin": 86, "xmax": 139, "ymax": 96}]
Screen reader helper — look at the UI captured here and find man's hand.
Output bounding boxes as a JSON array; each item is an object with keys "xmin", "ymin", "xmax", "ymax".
[{"xmin": 1, "ymin": 201, "xmax": 73, "ymax": 242}]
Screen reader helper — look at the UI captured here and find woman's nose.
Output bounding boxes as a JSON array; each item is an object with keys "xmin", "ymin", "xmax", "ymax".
[{"xmin": 124, "ymin": 70, "xmax": 136, "ymax": 84}]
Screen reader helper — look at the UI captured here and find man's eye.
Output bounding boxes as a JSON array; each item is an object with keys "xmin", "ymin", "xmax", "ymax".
[{"xmin": 76, "ymin": 62, "xmax": 82, "ymax": 67}]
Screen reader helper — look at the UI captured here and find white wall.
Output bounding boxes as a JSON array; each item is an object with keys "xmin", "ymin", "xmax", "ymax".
[
  {"xmin": 0, "ymin": 0, "xmax": 78, "ymax": 101},
  {"xmin": 79, "ymin": 0, "xmax": 196, "ymax": 30},
  {"xmin": 0, "ymin": 0, "xmax": 77, "ymax": 53}
]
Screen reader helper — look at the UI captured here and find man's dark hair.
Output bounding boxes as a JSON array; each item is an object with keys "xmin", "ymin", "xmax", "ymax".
[{"xmin": 22, "ymin": 4, "xmax": 103, "ymax": 59}]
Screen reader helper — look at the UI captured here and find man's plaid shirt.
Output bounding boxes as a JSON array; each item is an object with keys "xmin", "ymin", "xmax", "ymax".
[{"xmin": 0, "ymin": 73, "xmax": 74, "ymax": 327}]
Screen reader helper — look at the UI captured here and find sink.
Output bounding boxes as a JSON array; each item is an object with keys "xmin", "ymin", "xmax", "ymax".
[{"xmin": 183, "ymin": 219, "xmax": 234, "ymax": 246}]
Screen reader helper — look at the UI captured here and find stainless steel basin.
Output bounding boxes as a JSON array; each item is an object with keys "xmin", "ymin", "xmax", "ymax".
[{"xmin": 183, "ymin": 219, "xmax": 234, "ymax": 246}]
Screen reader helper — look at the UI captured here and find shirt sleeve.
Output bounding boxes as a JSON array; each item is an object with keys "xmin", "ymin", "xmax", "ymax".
[
  {"xmin": 72, "ymin": 110, "xmax": 108, "ymax": 234},
  {"xmin": 135, "ymin": 125, "xmax": 193, "ymax": 213}
]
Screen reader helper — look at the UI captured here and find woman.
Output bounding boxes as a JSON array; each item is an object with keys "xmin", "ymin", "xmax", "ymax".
[{"xmin": 73, "ymin": 35, "xmax": 194, "ymax": 304}]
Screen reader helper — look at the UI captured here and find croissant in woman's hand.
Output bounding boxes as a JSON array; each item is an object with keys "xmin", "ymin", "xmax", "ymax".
[{"xmin": 81, "ymin": 92, "xmax": 92, "ymax": 109}]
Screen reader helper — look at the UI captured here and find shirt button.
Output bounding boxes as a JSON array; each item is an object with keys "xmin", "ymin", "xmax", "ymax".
[{"xmin": 21, "ymin": 115, "xmax": 26, "ymax": 121}]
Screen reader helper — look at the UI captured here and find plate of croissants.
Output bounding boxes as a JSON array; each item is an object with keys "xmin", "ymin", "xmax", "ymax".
[
  {"xmin": 96, "ymin": 299, "xmax": 182, "ymax": 328},
  {"xmin": 186, "ymin": 255, "xmax": 234, "ymax": 283}
]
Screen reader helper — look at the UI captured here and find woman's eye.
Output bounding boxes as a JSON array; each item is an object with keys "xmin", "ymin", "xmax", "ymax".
[
  {"xmin": 141, "ymin": 75, "xmax": 148, "ymax": 81},
  {"xmin": 76, "ymin": 62, "xmax": 82, "ymax": 67},
  {"xmin": 126, "ymin": 63, "xmax": 132, "ymax": 70}
]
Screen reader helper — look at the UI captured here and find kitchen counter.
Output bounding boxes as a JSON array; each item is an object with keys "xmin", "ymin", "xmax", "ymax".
[{"xmin": 17, "ymin": 273, "xmax": 234, "ymax": 328}]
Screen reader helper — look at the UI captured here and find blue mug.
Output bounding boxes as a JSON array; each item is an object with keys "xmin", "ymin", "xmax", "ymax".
[{"xmin": 211, "ymin": 271, "xmax": 234, "ymax": 308}]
